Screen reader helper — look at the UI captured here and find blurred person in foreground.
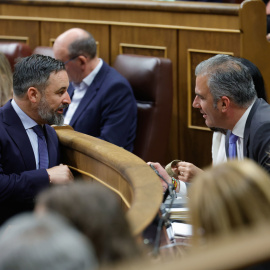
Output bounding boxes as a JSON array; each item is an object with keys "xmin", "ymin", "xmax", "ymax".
[
  {"xmin": 35, "ymin": 181, "xmax": 142, "ymax": 267},
  {"xmin": 0, "ymin": 212, "xmax": 98, "ymax": 270},
  {"xmin": 188, "ymin": 159, "xmax": 270, "ymax": 247}
]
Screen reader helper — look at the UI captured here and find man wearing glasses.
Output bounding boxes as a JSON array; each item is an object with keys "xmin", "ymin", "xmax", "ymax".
[{"xmin": 53, "ymin": 28, "xmax": 137, "ymax": 152}]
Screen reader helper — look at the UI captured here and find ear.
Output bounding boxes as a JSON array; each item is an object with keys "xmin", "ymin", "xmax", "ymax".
[
  {"xmin": 77, "ymin": 55, "xmax": 87, "ymax": 67},
  {"xmin": 27, "ymin": 87, "xmax": 40, "ymax": 103},
  {"xmin": 220, "ymin": 96, "xmax": 230, "ymax": 112}
]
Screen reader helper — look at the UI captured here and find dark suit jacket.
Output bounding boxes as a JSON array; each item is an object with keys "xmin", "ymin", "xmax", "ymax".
[
  {"xmin": 0, "ymin": 101, "xmax": 60, "ymax": 224},
  {"xmin": 225, "ymin": 98, "xmax": 270, "ymax": 173},
  {"xmin": 67, "ymin": 61, "xmax": 137, "ymax": 152}
]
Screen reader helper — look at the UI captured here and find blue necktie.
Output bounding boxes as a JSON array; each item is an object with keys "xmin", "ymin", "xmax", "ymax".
[
  {"xmin": 32, "ymin": 125, "xmax": 49, "ymax": 169},
  {"xmin": 228, "ymin": 133, "xmax": 238, "ymax": 159}
]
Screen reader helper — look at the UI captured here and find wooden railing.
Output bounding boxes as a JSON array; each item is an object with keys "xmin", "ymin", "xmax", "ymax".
[{"xmin": 53, "ymin": 125, "xmax": 163, "ymax": 236}]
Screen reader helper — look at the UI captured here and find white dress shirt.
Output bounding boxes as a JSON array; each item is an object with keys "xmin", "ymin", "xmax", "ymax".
[
  {"xmin": 212, "ymin": 131, "xmax": 227, "ymax": 165},
  {"xmin": 64, "ymin": 59, "xmax": 103, "ymax": 125},
  {"xmin": 211, "ymin": 100, "xmax": 256, "ymax": 165}
]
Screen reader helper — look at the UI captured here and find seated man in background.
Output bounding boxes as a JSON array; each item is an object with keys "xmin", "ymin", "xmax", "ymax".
[
  {"xmin": 53, "ymin": 28, "xmax": 137, "ymax": 152},
  {"xmin": 0, "ymin": 54, "xmax": 74, "ymax": 225},
  {"xmin": 0, "ymin": 213, "xmax": 98, "ymax": 270}
]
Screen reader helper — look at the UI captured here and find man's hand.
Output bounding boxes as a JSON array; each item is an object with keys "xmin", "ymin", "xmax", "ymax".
[
  {"xmin": 147, "ymin": 162, "xmax": 172, "ymax": 192},
  {"xmin": 172, "ymin": 161, "xmax": 203, "ymax": 182},
  {"xmin": 46, "ymin": 164, "xmax": 74, "ymax": 184}
]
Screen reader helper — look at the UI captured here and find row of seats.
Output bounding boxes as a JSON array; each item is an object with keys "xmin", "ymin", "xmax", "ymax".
[
  {"xmin": 0, "ymin": 43, "xmax": 55, "ymax": 70},
  {"xmin": 0, "ymin": 42, "xmax": 173, "ymax": 165}
]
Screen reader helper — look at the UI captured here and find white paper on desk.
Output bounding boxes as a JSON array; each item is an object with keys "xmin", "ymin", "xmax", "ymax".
[
  {"xmin": 166, "ymin": 207, "xmax": 189, "ymax": 213},
  {"xmin": 171, "ymin": 222, "xmax": 192, "ymax": 237}
]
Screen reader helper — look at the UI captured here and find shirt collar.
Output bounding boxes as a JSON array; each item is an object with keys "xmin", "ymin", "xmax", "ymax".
[
  {"xmin": 11, "ymin": 99, "xmax": 38, "ymax": 130},
  {"xmin": 72, "ymin": 58, "xmax": 103, "ymax": 89},
  {"xmin": 232, "ymin": 99, "xmax": 256, "ymax": 138}
]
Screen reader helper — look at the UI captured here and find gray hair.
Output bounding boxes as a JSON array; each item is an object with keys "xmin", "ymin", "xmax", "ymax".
[
  {"xmin": 68, "ymin": 30, "xmax": 96, "ymax": 59},
  {"xmin": 0, "ymin": 213, "xmax": 98, "ymax": 270},
  {"xmin": 195, "ymin": 54, "xmax": 257, "ymax": 108}
]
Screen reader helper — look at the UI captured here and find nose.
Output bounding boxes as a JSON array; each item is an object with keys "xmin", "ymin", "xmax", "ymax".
[
  {"xmin": 192, "ymin": 96, "xmax": 200, "ymax": 109},
  {"xmin": 63, "ymin": 91, "xmax": 71, "ymax": 105}
]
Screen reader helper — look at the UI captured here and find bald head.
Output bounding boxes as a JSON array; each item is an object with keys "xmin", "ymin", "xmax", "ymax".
[
  {"xmin": 53, "ymin": 28, "xmax": 96, "ymax": 62},
  {"xmin": 53, "ymin": 28, "xmax": 97, "ymax": 83}
]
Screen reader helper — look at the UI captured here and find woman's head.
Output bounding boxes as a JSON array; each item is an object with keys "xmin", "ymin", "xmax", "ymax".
[
  {"xmin": 188, "ymin": 159, "xmax": 270, "ymax": 246},
  {"xmin": 35, "ymin": 181, "xmax": 141, "ymax": 266}
]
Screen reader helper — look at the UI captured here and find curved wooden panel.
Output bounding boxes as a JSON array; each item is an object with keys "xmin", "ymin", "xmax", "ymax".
[
  {"xmin": 109, "ymin": 222, "xmax": 270, "ymax": 270},
  {"xmin": 53, "ymin": 125, "xmax": 163, "ymax": 236}
]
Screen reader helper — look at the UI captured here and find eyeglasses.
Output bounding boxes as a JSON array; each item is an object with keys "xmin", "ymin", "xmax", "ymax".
[{"xmin": 64, "ymin": 56, "xmax": 79, "ymax": 65}]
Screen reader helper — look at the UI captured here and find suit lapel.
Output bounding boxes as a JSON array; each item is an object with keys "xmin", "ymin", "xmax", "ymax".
[
  {"xmin": 69, "ymin": 61, "xmax": 109, "ymax": 126},
  {"xmin": 243, "ymin": 99, "xmax": 260, "ymax": 157},
  {"xmin": 225, "ymin": 99, "xmax": 260, "ymax": 159},
  {"xmin": 64, "ymin": 84, "xmax": 75, "ymax": 115},
  {"xmin": 69, "ymin": 83, "xmax": 98, "ymax": 126},
  {"xmin": 3, "ymin": 102, "xmax": 36, "ymax": 171},
  {"xmin": 67, "ymin": 83, "xmax": 75, "ymax": 99}
]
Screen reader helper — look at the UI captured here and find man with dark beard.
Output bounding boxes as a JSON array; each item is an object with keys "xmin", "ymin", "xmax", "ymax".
[{"xmin": 0, "ymin": 54, "xmax": 74, "ymax": 225}]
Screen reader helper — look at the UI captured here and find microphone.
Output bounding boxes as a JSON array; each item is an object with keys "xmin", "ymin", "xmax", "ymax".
[
  {"xmin": 160, "ymin": 203, "xmax": 175, "ymax": 243},
  {"xmin": 152, "ymin": 202, "xmax": 175, "ymax": 257},
  {"xmin": 149, "ymin": 164, "xmax": 176, "ymax": 256},
  {"xmin": 149, "ymin": 164, "xmax": 175, "ymax": 199}
]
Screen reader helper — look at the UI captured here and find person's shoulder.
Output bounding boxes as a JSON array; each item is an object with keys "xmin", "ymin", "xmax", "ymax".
[
  {"xmin": 102, "ymin": 68, "xmax": 133, "ymax": 92},
  {"xmin": 101, "ymin": 60, "xmax": 127, "ymax": 80},
  {"xmin": 247, "ymin": 100, "xmax": 270, "ymax": 135},
  {"xmin": 0, "ymin": 101, "xmax": 15, "ymax": 125},
  {"xmin": 254, "ymin": 98, "xmax": 270, "ymax": 111}
]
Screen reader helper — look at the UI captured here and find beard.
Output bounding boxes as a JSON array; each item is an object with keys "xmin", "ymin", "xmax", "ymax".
[{"xmin": 38, "ymin": 96, "xmax": 68, "ymax": 126}]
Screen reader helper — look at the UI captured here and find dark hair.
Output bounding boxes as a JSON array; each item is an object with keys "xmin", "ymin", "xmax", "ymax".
[
  {"xmin": 13, "ymin": 54, "xmax": 65, "ymax": 97},
  {"xmin": 68, "ymin": 30, "xmax": 96, "ymax": 59},
  {"xmin": 236, "ymin": 57, "xmax": 267, "ymax": 101},
  {"xmin": 36, "ymin": 182, "xmax": 141, "ymax": 266}
]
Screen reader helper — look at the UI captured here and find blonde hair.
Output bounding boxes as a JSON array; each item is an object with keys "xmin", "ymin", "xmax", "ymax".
[
  {"xmin": 188, "ymin": 159, "xmax": 270, "ymax": 246},
  {"xmin": 0, "ymin": 52, "xmax": 13, "ymax": 106}
]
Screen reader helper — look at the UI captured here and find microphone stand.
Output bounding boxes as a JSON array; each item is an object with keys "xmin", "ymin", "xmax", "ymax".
[{"xmin": 150, "ymin": 164, "xmax": 176, "ymax": 257}]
